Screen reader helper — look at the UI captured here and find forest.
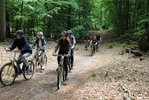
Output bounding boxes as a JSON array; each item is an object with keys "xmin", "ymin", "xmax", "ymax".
[
  {"xmin": 1, "ymin": 1, "xmax": 149, "ymax": 99},
  {"xmin": 0, "ymin": 0, "xmax": 149, "ymax": 42}
]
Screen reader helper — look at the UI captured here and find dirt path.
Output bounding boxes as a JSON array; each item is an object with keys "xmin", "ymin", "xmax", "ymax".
[
  {"xmin": 0, "ymin": 42, "xmax": 101, "ymax": 100},
  {"xmin": 0, "ymin": 42, "xmax": 149, "ymax": 100}
]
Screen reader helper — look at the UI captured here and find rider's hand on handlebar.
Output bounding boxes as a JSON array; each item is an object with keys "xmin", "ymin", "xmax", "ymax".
[
  {"xmin": 5, "ymin": 48, "xmax": 11, "ymax": 51},
  {"xmin": 53, "ymin": 52, "xmax": 57, "ymax": 56}
]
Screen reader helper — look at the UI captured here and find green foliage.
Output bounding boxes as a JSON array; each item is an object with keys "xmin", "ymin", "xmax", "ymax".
[
  {"xmin": 6, "ymin": 0, "xmax": 100, "ymax": 38},
  {"xmin": 5, "ymin": 0, "xmax": 148, "ymax": 41},
  {"xmin": 120, "ymin": 43, "xmax": 126, "ymax": 49},
  {"xmin": 72, "ymin": 25, "xmax": 85, "ymax": 37},
  {"xmin": 107, "ymin": 42, "xmax": 115, "ymax": 49}
]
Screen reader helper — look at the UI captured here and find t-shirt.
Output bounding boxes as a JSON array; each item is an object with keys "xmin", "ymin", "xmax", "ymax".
[
  {"xmin": 91, "ymin": 39, "xmax": 97, "ymax": 44},
  {"xmin": 58, "ymin": 38, "xmax": 71, "ymax": 54},
  {"xmin": 39, "ymin": 40, "xmax": 42, "ymax": 48},
  {"xmin": 96, "ymin": 35, "xmax": 101, "ymax": 41}
]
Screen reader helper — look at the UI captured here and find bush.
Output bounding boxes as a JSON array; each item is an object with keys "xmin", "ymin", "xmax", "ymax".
[
  {"xmin": 120, "ymin": 43, "xmax": 126, "ymax": 49},
  {"xmin": 107, "ymin": 42, "xmax": 115, "ymax": 49},
  {"xmin": 72, "ymin": 25, "xmax": 85, "ymax": 38}
]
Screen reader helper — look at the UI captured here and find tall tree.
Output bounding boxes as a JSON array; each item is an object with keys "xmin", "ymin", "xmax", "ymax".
[{"xmin": 0, "ymin": 0, "xmax": 6, "ymax": 41}]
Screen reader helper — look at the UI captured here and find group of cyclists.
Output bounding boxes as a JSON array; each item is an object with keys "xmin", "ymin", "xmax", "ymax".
[
  {"xmin": 6, "ymin": 29, "xmax": 76, "ymax": 81},
  {"xmin": 84, "ymin": 33, "xmax": 102, "ymax": 52},
  {"xmin": 4, "ymin": 29, "xmax": 102, "ymax": 86}
]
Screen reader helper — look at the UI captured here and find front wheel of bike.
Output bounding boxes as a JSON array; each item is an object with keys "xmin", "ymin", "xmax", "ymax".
[
  {"xmin": 57, "ymin": 67, "xmax": 63, "ymax": 90},
  {"xmin": 23, "ymin": 60, "xmax": 35, "ymax": 80},
  {"xmin": 0, "ymin": 63, "xmax": 17, "ymax": 86},
  {"xmin": 91, "ymin": 47, "xmax": 94, "ymax": 56}
]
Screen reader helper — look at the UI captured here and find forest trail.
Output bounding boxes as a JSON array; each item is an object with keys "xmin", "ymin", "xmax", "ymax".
[
  {"xmin": 0, "ymin": 42, "xmax": 149, "ymax": 100},
  {"xmin": 0, "ymin": 42, "xmax": 102, "ymax": 100}
]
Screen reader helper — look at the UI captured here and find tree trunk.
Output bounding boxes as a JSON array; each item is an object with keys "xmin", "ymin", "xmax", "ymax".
[
  {"xmin": 0, "ymin": 0, "xmax": 6, "ymax": 41},
  {"xmin": 6, "ymin": 0, "xmax": 11, "ymax": 38}
]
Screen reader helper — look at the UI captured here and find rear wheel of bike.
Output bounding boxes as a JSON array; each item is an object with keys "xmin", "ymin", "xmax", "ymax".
[
  {"xmin": 43, "ymin": 54, "xmax": 48, "ymax": 68},
  {"xmin": 0, "ymin": 63, "xmax": 16, "ymax": 86},
  {"xmin": 23, "ymin": 60, "xmax": 35, "ymax": 80}
]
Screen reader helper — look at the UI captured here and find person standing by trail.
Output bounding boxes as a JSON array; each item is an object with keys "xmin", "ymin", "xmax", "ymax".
[{"xmin": 67, "ymin": 30, "xmax": 76, "ymax": 69}]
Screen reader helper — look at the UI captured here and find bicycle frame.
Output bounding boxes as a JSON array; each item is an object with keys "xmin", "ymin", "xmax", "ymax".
[{"xmin": 8, "ymin": 51, "xmax": 23, "ymax": 74}]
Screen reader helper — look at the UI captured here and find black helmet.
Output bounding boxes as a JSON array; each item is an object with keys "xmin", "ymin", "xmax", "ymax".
[{"xmin": 16, "ymin": 30, "xmax": 23, "ymax": 35}]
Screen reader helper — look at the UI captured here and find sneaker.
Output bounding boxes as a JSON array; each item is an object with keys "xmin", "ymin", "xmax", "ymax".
[{"xmin": 41, "ymin": 65, "xmax": 45, "ymax": 70}]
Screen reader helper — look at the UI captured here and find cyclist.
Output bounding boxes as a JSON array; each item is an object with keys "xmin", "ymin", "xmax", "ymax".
[
  {"xmin": 7, "ymin": 30, "xmax": 32, "ymax": 74},
  {"xmin": 53, "ymin": 31, "xmax": 71, "ymax": 80},
  {"xmin": 90, "ymin": 36, "xmax": 98, "ymax": 52},
  {"xmin": 84, "ymin": 34, "xmax": 90, "ymax": 50},
  {"xmin": 32, "ymin": 32, "xmax": 46, "ymax": 70},
  {"xmin": 96, "ymin": 33, "xmax": 102, "ymax": 51},
  {"xmin": 67, "ymin": 30, "xmax": 76, "ymax": 69}
]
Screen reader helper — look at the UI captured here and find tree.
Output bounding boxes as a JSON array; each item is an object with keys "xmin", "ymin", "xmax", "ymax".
[{"xmin": 0, "ymin": 0, "xmax": 6, "ymax": 41}]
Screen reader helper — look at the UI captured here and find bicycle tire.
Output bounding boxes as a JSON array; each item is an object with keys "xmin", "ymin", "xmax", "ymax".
[
  {"xmin": 0, "ymin": 63, "xmax": 17, "ymax": 86},
  {"xmin": 57, "ymin": 67, "xmax": 63, "ymax": 90},
  {"xmin": 91, "ymin": 47, "xmax": 94, "ymax": 56},
  {"xmin": 23, "ymin": 60, "xmax": 35, "ymax": 80}
]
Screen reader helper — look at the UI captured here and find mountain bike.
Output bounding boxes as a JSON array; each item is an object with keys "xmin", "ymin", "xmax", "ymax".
[
  {"xmin": 32, "ymin": 49, "xmax": 47, "ymax": 72},
  {"xmin": 0, "ymin": 50, "xmax": 35, "ymax": 86},
  {"xmin": 53, "ymin": 54, "xmax": 69, "ymax": 90},
  {"xmin": 91, "ymin": 43, "xmax": 97, "ymax": 56},
  {"xmin": 85, "ymin": 40, "xmax": 90, "ymax": 50}
]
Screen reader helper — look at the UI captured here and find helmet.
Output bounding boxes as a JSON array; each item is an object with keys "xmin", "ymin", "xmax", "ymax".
[
  {"xmin": 16, "ymin": 30, "xmax": 23, "ymax": 35},
  {"xmin": 67, "ymin": 30, "xmax": 72, "ymax": 35},
  {"xmin": 61, "ymin": 31, "xmax": 67, "ymax": 36},
  {"xmin": 37, "ymin": 32, "xmax": 43, "ymax": 36}
]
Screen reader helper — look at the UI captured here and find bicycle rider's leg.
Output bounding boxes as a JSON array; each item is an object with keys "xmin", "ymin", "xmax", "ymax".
[
  {"xmin": 70, "ymin": 48, "xmax": 74, "ymax": 67},
  {"xmin": 17, "ymin": 53, "xmax": 23, "ymax": 72},
  {"xmin": 34, "ymin": 48, "xmax": 40, "ymax": 59},
  {"xmin": 41, "ymin": 50, "xmax": 46, "ymax": 69},
  {"xmin": 22, "ymin": 53, "xmax": 31, "ymax": 67},
  {"xmin": 64, "ymin": 56, "xmax": 68, "ymax": 80}
]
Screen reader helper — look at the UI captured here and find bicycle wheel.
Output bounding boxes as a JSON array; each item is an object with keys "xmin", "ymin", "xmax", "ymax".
[
  {"xmin": 0, "ymin": 63, "xmax": 16, "ymax": 86},
  {"xmin": 23, "ymin": 60, "xmax": 35, "ymax": 80},
  {"xmin": 57, "ymin": 67, "xmax": 62, "ymax": 90},
  {"xmin": 91, "ymin": 47, "xmax": 94, "ymax": 56}
]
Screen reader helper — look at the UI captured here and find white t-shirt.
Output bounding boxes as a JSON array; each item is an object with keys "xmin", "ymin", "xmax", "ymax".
[{"xmin": 39, "ymin": 40, "xmax": 42, "ymax": 48}]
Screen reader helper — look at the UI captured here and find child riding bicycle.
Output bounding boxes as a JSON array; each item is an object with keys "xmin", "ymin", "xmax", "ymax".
[
  {"xmin": 32, "ymin": 32, "xmax": 46, "ymax": 70},
  {"xmin": 7, "ymin": 30, "xmax": 32, "ymax": 74}
]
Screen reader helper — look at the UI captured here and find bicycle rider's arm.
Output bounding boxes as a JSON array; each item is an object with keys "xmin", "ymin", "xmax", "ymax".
[
  {"xmin": 9, "ymin": 39, "xmax": 17, "ymax": 50},
  {"xmin": 54, "ymin": 40, "xmax": 60, "ymax": 53},
  {"xmin": 32, "ymin": 39, "xmax": 37, "ymax": 48},
  {"xmin": 100, "ymin": 37, "xmax": 102, "ymax": 42},
  {"xmin": 42, "ymin": 38, "xmax": 46, "ymax": 50}
]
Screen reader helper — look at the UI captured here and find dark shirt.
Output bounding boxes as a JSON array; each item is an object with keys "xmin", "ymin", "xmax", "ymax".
[
  {"xmin": 91, "ymin": 39, "xmax": 97, "ymax": 44},
  {"xmin": 10, "ymin": 36, "xmax": 32, "ymax": 54},
  {"xmin": 96, "ymin": 35, "xmax": 101, "ymax": 41},
  {"xmin": 55, "ymin": 38, "xmax": 71, "ymax": 54}
]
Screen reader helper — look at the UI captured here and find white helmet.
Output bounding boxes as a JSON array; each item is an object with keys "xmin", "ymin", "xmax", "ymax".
[
  {"xmin": 37, "ymin": 32, "xmax": 43, "ymax": 36},
  {"xmin": 67, "ymin": 30, "xmax": 72, "ymax": 34}
]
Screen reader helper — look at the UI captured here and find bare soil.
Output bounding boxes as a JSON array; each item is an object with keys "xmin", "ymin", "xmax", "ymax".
[{"xmin": 0, "ymin": 41, "xmax": 149, "ymax": 100}]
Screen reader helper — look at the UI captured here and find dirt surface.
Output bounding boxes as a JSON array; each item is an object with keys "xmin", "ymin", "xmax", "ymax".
[{"xmin": 0, "ymin": 42, "xmax": 149, "ymax": 100}]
